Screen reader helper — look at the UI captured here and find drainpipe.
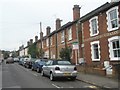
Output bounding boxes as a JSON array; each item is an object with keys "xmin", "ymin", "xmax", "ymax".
[
  {"xmin": 76, "ymin": 20, "xmax": 83, "ymax": 64},
  {"xmin": 55, "ymin": 33, "xmax": 58, "ymax": 59}
]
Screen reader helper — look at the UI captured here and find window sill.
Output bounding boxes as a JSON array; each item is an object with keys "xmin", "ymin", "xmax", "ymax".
[
  {"xmin": 92, "ymin": 59, "xmax": 100, "ymax": 61},
  {"xmin": 108, "ymin": 27, "xmax": 119, "ymax": 32},
  {"xmin": 110, "ymin": 57, "xmax": 120, "ymax": 61}
]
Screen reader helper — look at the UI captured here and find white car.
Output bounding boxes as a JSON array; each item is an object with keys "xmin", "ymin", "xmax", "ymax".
[{"xmin": 41, "ymin": 60, "xmax": 77, "ymax": 81}]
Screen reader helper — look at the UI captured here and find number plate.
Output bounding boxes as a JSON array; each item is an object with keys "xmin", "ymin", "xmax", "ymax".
[{"xmin": 63, "ymin": 73, "xmax": 71, "ymax": 76}]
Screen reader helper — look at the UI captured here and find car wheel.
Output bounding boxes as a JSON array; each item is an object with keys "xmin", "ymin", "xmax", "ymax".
[
  {"xmin": 50, "ymin": 73, "xmax": 55, "ymax": 81},
  {"xmin": 70, "ymin": 77, "xmax": 76, "ymax": 81},
  {"xmin": 37, "ymin": 68, "xmax": 40, "ymax": 73},
  {"xmin": 41, "ymin": 70, "xmax": 44, "ymax": 76}
]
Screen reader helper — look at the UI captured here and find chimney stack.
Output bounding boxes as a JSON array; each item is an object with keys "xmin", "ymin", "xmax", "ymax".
[
  {"xmin": 27, "ymin": 41, "xmax": 30, "ymax": 46},
  {"xmin": 30, "ymin": 39, "xmax": 33, "ymax": 45},
  {"xmin": 46, "ymin": 26, "xmax": 51, "ymax": 35},
  {"xmin": 56, "ymin": 18, "xmax": 62, "ymax": 30},
  {"xmin": 73, "ymin": 5, "xmax": 80, "ymax": 21},
  {"xmin": 35, "ymin": 36, "xmax": 38, "ymax": 42}
]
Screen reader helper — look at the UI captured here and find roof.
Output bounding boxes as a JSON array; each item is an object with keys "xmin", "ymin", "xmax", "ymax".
[
  {"xmin": 79, "ymin": 1, "xmax": 120, "ymax": 22},
  {"xmin": 48, "ymin": 20, "xmax": 78, "ymax": 37}
]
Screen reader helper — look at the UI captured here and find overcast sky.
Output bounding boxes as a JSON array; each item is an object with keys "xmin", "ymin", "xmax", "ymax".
[{"xmin": 0, "ymin": 0, "xmax": 111, "ymax": 51}]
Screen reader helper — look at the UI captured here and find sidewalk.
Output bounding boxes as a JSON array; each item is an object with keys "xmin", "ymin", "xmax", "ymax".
[{"xmin": 77, "ymin": 72, "xmax": 119, "ymax": 89}]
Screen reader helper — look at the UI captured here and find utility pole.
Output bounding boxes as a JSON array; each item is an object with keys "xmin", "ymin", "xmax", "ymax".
[
  {"xmin": 40, "ymin": 22, "xmax": 42, "ymax": 49},
  {"xmin": 40, "ymin": 22, "xmax": 42, "ymax": 33}
]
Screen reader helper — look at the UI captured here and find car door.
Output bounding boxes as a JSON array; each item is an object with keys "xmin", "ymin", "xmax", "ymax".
[
  {"xmin": 46, "ymin": 60, "xmax": 54, "ymax": 76},
  {"xmin": 43, "ymin": 60, "xmax": 53, "ymax": 76}
]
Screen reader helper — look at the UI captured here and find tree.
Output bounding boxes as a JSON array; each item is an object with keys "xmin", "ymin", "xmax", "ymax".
[
  {"xmin": 28, "ymin": 44, "xmax": 37, "ymax": 58},
  {"xmin": 36, "ymin": 48, "xmax": 44, "ymax": 58},
  {"xmin": 2, "ymin": 50, "xmax": 10, "ymax": 59},
  {"xmin": 28, "ymin": 43, "xmax": 45, "ymax": 58},
  {"xmin": 59, "ymin": 47, "xmax": 72, "ymax": 61}
]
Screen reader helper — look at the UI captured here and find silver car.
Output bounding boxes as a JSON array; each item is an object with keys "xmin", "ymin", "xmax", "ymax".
[{"xmin": 41, "ymin": 60, "xmax": 77, "ymax": 81}]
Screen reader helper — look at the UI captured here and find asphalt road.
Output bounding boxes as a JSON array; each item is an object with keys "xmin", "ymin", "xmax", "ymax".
[{"xmin": 2, "ymin": 62, "xmax": 99, "ymax": 89}]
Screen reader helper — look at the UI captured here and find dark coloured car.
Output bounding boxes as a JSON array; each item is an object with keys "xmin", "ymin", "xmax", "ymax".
[
  {"xmin": 24, "ymin": 58, "xmax": 36, "ymax": 69},
  {"xmin": 31, "ymin": 59, "xmax": 48, "ymax": 73},
  {"xmin": 6, "ymin": 57, "xmax": 14, "ymax": 64}
]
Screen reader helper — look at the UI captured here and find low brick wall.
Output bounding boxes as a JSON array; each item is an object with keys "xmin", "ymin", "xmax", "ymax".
[{"xmin": 76, "ymin": 65, "xmax": 106, "ymax": 76}]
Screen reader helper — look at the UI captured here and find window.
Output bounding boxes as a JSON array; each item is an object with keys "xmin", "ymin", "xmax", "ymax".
[
  {"xmin": 107, "ymin": 6, "xmax": 119, "ymax": 31},
  {"xmin": 89, "ymin": 16, "xmax": 99, "ymax": 36},
  {"xmin": 46, "ymin": 39, "xmax": 49, "ymax": 47},
  {"xmin": 91, "ymin": 41, "xmax": 100, "ymax": 61},
  {"xmin": 68, "ymin": 27, "xmax": 72, "ymax": 40},
  {"xmin": 50, "ymin": 37, "xmax": 52, "ymax": 45},
  {"xmin": 108, "ymin": 36, "xmax": 120, "ymax": 61},
  {"xmin": 61, "ymin": 31, "xmax": 65, "ymax": 43}
]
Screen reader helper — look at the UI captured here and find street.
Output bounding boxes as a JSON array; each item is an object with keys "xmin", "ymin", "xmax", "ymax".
[{"xmin": 2, "ymin": 62, "xmax": 99, "ymax": 89}]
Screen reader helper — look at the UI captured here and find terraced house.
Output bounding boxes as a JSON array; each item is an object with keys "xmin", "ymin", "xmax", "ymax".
[
  {"xmin": 19, "ymin": 1, "xmax": 120, "ymax": 76},
  {"xmin": 78, "ymin": 1, "xmax": 120, "ymax": 76}
]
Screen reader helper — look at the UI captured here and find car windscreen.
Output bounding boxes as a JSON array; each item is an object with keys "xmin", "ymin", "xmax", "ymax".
[
  {"xmin": 38, "ymin": 61, "xmax": 46, "ymax": 65},
  {"xmin": 57, "ymin": 61, "xmax": 71, "ymax": 65}
]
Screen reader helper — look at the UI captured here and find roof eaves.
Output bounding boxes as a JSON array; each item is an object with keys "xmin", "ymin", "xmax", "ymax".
[{"xmin": 79, "ymin": 2, "xmax": 119, "ymax": 23}]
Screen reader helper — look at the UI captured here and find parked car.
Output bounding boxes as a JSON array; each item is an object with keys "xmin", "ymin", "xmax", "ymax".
[
  {"xmin": 41, "ymin": 60, "xmax": 77, "ymax": 81},
  {"xmin": 13, "ymin": 57, "xmax": 19, "ymax": 62},
  {"xmin": 6, "ymin": 57, "xmax": 14, "ymax": 64},
  {"xmin": 24, "ymin": 58, "xmax": 36, "ymax": 69},
  {"xmin": 31, "ymin": 59, "xmax": 48, "ymax": 73},
  {"xmin": 19, "ymin": 58, "xmax": 24, "ymax": 65}
]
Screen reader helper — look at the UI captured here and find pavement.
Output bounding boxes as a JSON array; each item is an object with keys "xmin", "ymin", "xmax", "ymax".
[{"xmin": 76, "ymin": 72, "xmax": 120, "ymax": 89}]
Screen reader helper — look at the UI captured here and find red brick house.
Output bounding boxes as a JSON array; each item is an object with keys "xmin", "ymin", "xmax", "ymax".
[
  {"xmin": 47, "ymin": 5, "xmax": 81, "ymax": 63},
  {"xmin": 77, "ymin": 1, "xmax": 120, "ymax": 75}
]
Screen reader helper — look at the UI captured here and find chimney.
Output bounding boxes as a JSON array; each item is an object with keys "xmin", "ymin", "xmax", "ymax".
[
  {"xmin": 27, "ymin": 41, "xmax": 30, "ymax": 46},
  {"xmin": 30, "ymin": 39, "xmax": 33, "ymax": 45},
  {"xmin": 56, "ymin": 18, "xmax": 62, "ymax": 30},
  {"xmin": 73, "ymin": 5, "xmax": 80, "ymax": 21},
  {"xmin": 35, "ymin": 36, "xmax": 38, "ymax": 42},
  {"xmin": 46, "ymin": 26, "xmax": 51, "ymax": 35}
]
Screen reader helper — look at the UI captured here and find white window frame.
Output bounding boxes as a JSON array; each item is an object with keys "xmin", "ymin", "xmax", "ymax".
[
  {"xmin": 108, "ymin": 36, "xmax": 120, "ymax": 61},
  {"xmin": 68, "ymin": 27, "xmax": 72, "ymax": 41},
  {"xmin": 61, "ymin": 31, "xmax": 65, "ymax": 43},
  {"xmin": 46, "ymin": 38, "xmax": 49, "ymax": 47},
  {"xmin": 106, "ymin": 6, "xmax": 119, "ymax": 31},
  {"xmin": 91, "ymin": 41, "xmax": 100, "ymax": 61},
  {"xmin": 50, "ymin": 37, "xmax": 52, "ymax": 45},
  {"xmin": 89, "ymin": 16, "xmax": 99, "ymax": 36}
]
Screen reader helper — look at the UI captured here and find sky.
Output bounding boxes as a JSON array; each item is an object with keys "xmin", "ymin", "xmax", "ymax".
[{"xmin": 0, "ymin": 0, "xmax": 111, "ymax": 51}]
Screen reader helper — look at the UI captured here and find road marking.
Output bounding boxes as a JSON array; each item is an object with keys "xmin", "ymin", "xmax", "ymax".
[
  {"xmin": 69, "ymin": 87, "xmax": 74, "ymax": 88},
  {"xmin": 84, "ymin": 85, "xmax": 97, "ymax": 88},
  {"xmin": 52, "ymin": 84, "xmax": 61, "ymax": 88},
  {"xmin": 33, "ymin": 73, "xmax": 38, "ymax": 77}
]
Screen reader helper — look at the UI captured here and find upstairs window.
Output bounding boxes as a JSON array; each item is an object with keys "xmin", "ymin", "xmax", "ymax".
[
  {"xmin": 46, "ymin": 39, "xmax": 49, "ymax": 47},
  {"xmin": 89, "ymin": 16, "xmax": 99, "ymax": 36},
  {"xmin": 107, "ymin": 6, "xmax": 119, "ymax": 31},
  {"xmin": 50, "ymin": 37, "xmax": 52, "ymax": 45},
  {"xmin": 68, "ymin": 27, "xmax": 72, "ymax": 41},
  {"xmin": 61, "ymin": 31, "xmax": 65, "ymax": 43}
]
